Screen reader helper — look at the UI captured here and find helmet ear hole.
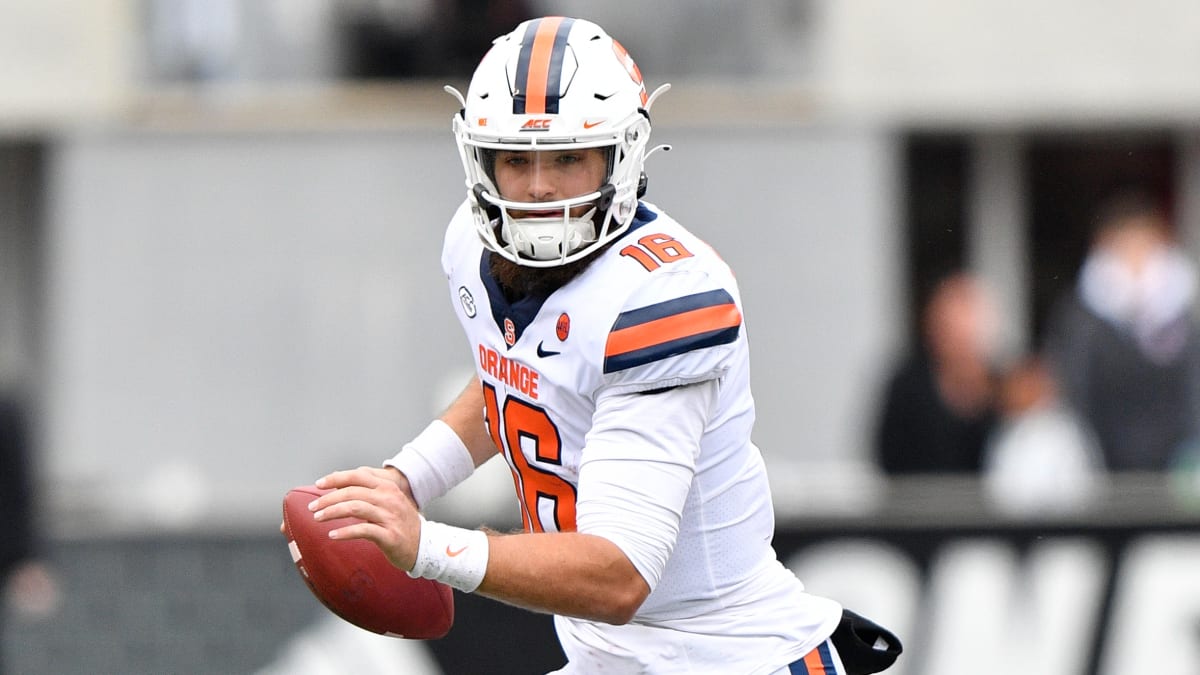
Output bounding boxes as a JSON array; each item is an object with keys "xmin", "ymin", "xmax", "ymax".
[{"xmin": 636, "ymin": 172, "xmax": 648, "ymax": 198}]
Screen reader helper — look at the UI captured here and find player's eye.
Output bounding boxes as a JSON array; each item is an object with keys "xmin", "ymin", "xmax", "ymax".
[{"xmin": 493, "ymin": 150, "xmax": 531, "ymax": 166}]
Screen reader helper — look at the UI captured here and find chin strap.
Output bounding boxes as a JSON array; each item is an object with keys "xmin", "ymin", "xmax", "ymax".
[
  {"xmin": 597, "ymin": 183, "xmax": 618, "ymax": 210},
  {"xmin": 472, "ymin": 183, "xmax": 502, "ymax": 223}
]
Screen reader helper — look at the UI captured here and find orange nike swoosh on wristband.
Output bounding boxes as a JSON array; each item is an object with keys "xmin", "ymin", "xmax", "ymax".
[{"xmin": 446, "ymin": 545, "xmax": 468, "ymax": 557}]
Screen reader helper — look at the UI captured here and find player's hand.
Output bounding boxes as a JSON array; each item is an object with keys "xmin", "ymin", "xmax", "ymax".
[
  {"xmin": 282, "ymin": 466, "xmax": 411, "ymax": 536},
  {"xmin": 310, "ymin": 466, "xmax": 423, "ymax": 572}
]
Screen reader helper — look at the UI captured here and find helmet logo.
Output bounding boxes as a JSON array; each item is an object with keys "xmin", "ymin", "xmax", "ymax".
[
  {"xmin": 477, "ymin": 117, "xmax": 488, "ymax": 126},
  {"xmin": 504, "ymin": 318, "xmax": 517, "ymax": 346},
  {"xmin": 611, "ymin": 39, "xmax": 648, "ymax": 107},
  {"xmin": 521, "ymin": 118, "xmax": 553, "ymax": 131},
  {"xmin": 582, "ymin": 119, "xmax": 605, "ymax": 129},
  {"xmin": 556, "ymin": 313, "xmax": 571, "ymax": 341}
]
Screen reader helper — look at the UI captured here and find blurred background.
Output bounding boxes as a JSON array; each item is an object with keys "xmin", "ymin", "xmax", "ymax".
[{"xmin": 2, "ymin": 1, "xmax": 1200, "ymax": 673}]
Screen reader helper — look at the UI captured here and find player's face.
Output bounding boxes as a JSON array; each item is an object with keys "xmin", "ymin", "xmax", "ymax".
[{"xmin": 492, "ymin": 148, "xmax": 608, "ymax": 218}]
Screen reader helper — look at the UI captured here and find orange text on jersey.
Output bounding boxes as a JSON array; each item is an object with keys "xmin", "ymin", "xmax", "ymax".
[{"xmin": 478, "ymin": 345, "xmax": 540, "ymax": 400}]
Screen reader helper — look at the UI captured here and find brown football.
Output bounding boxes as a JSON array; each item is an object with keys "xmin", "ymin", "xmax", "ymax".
[{"xmin": 282, "ymin": 485, "xmax": 454, "ymax": 639}]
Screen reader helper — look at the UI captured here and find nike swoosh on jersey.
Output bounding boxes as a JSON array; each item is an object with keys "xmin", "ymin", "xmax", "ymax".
[
  {"xmin": 536, "ymin": 341, "xmax": 561, "ymax": 357},
  {"xmin": 604, "ymin": 289, "xmax": 741, "ymax": 373}
]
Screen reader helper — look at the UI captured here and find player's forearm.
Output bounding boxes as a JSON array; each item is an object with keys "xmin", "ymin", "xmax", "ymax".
[
  {"xmin": 476, "ymin": 531, "xmax": 650, "ymax": 625},
  {"xmin": 438, "ymin": 375, "xmax": 500, "ymax": 466},
  {"xmin": 384, "ymin": 376, "xmax": 495, "ymax": 508}
]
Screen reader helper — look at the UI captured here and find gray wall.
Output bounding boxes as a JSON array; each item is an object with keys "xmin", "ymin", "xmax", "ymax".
[{"xmin": 40, "ymin": 115, "xmax": 901, "ymax": 534}]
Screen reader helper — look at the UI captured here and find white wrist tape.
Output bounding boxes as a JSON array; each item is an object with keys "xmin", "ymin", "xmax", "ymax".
[
  {"xmin": 384, "ymin": 420, "xmax": 474, "ymax": 508},
  {"xmin": 407, "ymin": 517, "xmax": 489, "ymax": 593}
]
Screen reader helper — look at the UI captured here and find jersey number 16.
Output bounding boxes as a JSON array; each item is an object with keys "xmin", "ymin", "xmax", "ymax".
[{"xmin": 482, "ymin": 382, "xmax": 578, "ymax": 533}]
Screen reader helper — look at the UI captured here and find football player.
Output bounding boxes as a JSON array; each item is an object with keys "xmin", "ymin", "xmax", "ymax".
[{"xmin": 310, "ymin": 16, "xmax": 898, "ymax": 674}]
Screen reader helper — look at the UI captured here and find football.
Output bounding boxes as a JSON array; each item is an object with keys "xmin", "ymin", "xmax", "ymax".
[{"xmin": 281, "ymin": 485, "xmax": 454, "ymax": 639}]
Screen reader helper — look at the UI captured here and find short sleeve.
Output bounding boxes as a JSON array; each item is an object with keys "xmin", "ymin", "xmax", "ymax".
[{"xmin": 601, "ymin": 269, "xmax": 742, "ymax": 394}]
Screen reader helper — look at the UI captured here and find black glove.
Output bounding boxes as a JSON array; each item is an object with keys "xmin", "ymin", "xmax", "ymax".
[{"xmin": 830, "ymin": 608, "xmax": 903, "ymax": 674}]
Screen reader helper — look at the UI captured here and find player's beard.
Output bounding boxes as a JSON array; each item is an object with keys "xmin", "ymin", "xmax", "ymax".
[
  {"xmin": 488, "ymin": 246, "xmax": 605, "ymax": 301},
  {"xmin": 486, "ymin": 209, "xmax": 623, "ymax": 300}
]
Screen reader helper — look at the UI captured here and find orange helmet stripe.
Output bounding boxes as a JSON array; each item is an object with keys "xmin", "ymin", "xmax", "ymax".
[{"xmin": 514, "ymin": 17, "xmax": 574, "ymax": 115}]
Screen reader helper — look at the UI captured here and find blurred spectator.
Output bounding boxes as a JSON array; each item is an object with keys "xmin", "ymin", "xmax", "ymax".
[
  {"xmin": 0, "ymin": 390, "xmax": 60, "ymax": 670},
  {"xmin": 1042, "ymin": 190, "xmax": 1200, "ymax": 472},
  {"xmin": 874, "ymin": 271, "xmax": 1003, "ymax": 475},
  {"xmin": 982, "ymin": 355, "xmax": 1104, "ymax": 515}
]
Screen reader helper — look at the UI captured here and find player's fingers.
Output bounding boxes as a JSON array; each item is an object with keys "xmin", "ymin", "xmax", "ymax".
[
  {"xmin": 326, "ymin": 521, "xmax": 388, "ymax": 549},
  {"xmin": 326, "ymin": 520, "xmax": 415, "ymax": 570},
  {"xmin": 314, "ymin": 495, "xmax": 383, "ymax": 524},
  {"xmin": 314, "ymin": 466, "xmax": 389, "ymax": 491},
  {"xmin": 309, "ymin": 482, "xmax": 408, "ymax": 515},
  {"xmin": 315, "ymin": 489, "xmax": 416, "ymax": 529}
]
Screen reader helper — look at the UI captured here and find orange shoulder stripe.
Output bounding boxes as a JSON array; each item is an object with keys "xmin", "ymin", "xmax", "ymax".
[{"xmin": 605, "ymin": 303, "xmax": 741, "ymax": 358}]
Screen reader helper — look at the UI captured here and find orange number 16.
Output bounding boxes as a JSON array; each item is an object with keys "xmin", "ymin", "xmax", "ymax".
[
  {"xmin": 481, "ymin": 383, "xmax": 577, "ymax": 533},
  {"xmin": 619, "ymin": 233, "xmax": 694, "ymax": 271}
]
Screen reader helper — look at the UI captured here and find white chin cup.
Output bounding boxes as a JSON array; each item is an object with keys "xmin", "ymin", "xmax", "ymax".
[{"xmin": 503, "ymin": 208, "xmax": 599, "ymax": 263}]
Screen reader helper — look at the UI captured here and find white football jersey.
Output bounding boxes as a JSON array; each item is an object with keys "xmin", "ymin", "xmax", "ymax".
[{"xmin": 443, "ymin": 200, "xmax": 841, "ymax": 673}]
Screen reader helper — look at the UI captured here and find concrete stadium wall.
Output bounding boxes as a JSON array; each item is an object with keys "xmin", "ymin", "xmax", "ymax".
[{"xmin": 39, "ymin": 117, "xmax": 902, "ymax": 534}]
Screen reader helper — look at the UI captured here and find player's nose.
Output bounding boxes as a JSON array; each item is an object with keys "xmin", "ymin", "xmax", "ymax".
[
  {"xmin": 524, "ymin": 157, "xmax": 558, "ymax": 202},
  {"xmin": 525, "ymin": 173, "xmax": 556, "ymax": 202}
]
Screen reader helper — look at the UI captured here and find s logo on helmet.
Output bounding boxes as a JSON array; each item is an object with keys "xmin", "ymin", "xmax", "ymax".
[{"xmin": 611, "ymin": 39, "xmax": 648, "ymax": 106}]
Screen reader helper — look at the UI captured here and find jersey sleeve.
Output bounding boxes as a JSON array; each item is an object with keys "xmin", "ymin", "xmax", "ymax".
[
  {"xmin": 600, "ymin": 267, "xmax": 743, "ymax": 394},
  {"xmin": 575, "ymin": 380, "xmax": 717, "ymax": 592}
]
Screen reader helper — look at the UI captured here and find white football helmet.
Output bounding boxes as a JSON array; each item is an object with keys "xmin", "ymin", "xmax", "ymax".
[{"xmin": 446, "ymin": 16, "xmax": 670, "ymax": 267}]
